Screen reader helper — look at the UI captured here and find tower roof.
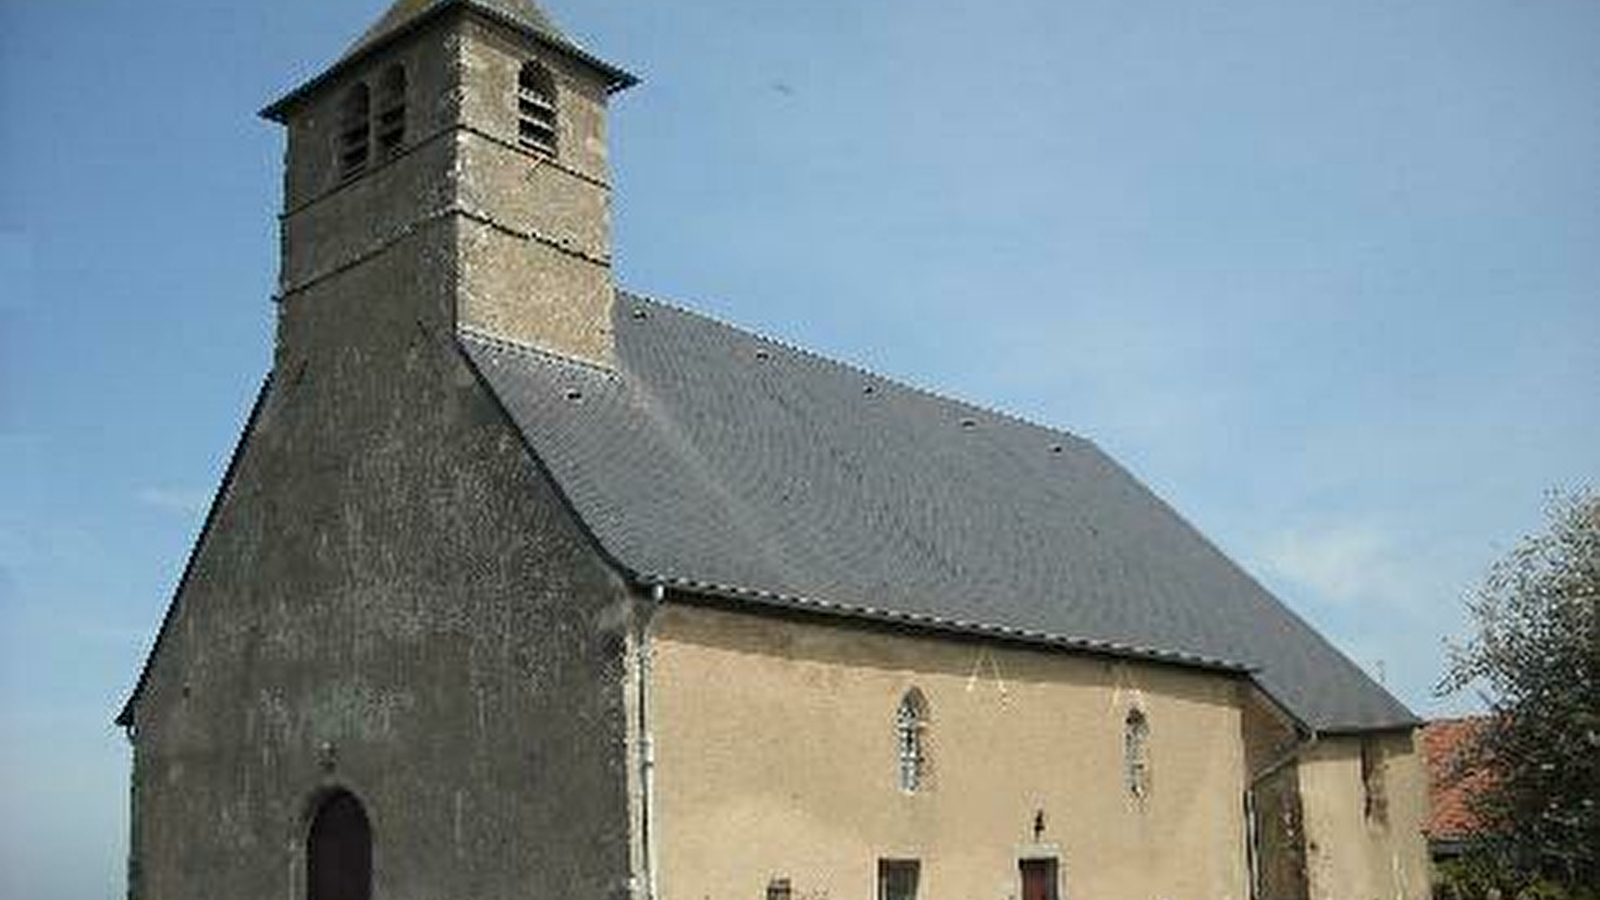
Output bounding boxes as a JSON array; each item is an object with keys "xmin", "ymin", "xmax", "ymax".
[
  {"xmin": 262, "ymin": 0, "xmax": 636, "ymax": 122},
  {"xmin": 345, "ymin": 0, "xmax": 565, "ymax": 61}
]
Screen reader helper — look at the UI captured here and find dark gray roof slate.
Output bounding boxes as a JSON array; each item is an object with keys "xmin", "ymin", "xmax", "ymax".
[
  {"xmin": 346, "ymin": 0, "xmax": 565, "ymax": 62},
  {"xmin": 460, "ymin": 294, "xmax": 1418, "ymax": 733},
  {"xmin": 262, "ymin": 0, "xmax": 636, "ymax": 122}
]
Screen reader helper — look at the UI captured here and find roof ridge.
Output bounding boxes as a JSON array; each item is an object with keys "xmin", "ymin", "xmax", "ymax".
[
  {"xmin": 348, "ymin": 0, "xmax": 566, "ymax": 61},
  {"xmin": 263, "ymin": 0, "xmax": 637, "ymax": 122},
  {"xmin": 617, "ymin": 289, "xmax": 1095, "ymax": 450}
]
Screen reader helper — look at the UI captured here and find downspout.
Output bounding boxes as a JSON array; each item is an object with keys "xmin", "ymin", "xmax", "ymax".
[
  {"xmin": 1252, "ymin": 731, "xmax": 1318, "ymax": 788},
  {"xmin": 636, "ymin": 583, "xmax": 664, "ymax": 900},
  {"xmin": 1246, "ymin": 731, "xmax": 1319, "ymax": 900}
]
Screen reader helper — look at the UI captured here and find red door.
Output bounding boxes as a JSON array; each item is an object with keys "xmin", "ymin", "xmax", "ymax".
[{"xmin": 1020, "ymin": 858, "xmax": 1058, "ymax": 900}]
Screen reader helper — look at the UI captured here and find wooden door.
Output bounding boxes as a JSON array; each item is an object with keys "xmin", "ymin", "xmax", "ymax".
[
  {"xmin": 1019, "ymin": 858, "xmax": 1058, "ymax": 900},
  {"xmin": 308, "ymin": 791, "xmax": 372, "ymax": 900}
]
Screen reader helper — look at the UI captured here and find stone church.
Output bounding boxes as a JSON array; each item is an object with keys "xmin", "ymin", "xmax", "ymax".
[{"xmin": 116, "ymin": 2, "xmax": 1431, "ymax": 899}]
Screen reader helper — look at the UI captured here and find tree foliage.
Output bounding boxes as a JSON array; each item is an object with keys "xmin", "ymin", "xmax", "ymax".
[{"xmin": 1439, "ymin": 489, "xmax": 1600, "ymax": 891}]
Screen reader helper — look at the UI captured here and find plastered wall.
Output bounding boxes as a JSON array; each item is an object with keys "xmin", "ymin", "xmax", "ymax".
[
  {"xmin": 1298, "ymin": 736, "xmax": 1431, "ymax": 900},
  {"xmin": 646, "ymin": 604, "xmax": 1255, "ymax": 900}
]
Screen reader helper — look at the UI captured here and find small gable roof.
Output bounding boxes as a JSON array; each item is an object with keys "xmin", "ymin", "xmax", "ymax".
[
  {"xmin": 348, "ymin": 0, "xmax": 568, "ymax": 60},
  {"xmin": 461, "ymin": 294, "xmax": 1419, "ymax": 733}
]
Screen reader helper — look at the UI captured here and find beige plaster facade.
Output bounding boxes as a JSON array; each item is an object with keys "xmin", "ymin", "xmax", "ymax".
[
  {"xmin": 1297, "ymin": 737, "xmax": 1431, "ymax": 900},
  {"xmin": 639, "ymin": 604, "xmax": 1432, "ymax": 900},
  {"xmin": 645, "ymin": 604, "xmax": 1256, "ymax": 900}
]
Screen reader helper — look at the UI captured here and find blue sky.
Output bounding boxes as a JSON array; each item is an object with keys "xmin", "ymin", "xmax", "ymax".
[{"xmin": 1, "ymin": 0, "xmax": 1596, "ymax": 897}]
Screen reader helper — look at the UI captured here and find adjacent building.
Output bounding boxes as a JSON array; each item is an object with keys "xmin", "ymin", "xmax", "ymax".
[{"xmin": 1421, "ymin": 717, "xmax": 1494, "ymax": 865}]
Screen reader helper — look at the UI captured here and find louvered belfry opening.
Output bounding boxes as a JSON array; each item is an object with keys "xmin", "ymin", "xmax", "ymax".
[
  {"xmin": 376, "ymin": 65, "xmax": 408, "ymax": 158},
  {"xmin": 307, "ymin": 790, "xmax": 372, "ymax": 900},
  {"xmin": 337, "ymin": 84, "xmax": 372, "ymax": 180},
  {"xmin": 517, "ymin": 61, "xmax": 557, "ymax": 155}
]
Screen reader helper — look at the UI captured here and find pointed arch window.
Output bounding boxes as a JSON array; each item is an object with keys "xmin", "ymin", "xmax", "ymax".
[
  {"xmin": 896, "ymin": 688, "xmax": 928, "ymax": 793},
  {"xmin": 517, "ymin": 62, "xmax": 558, "ymax": 155},
  {"xmin": 376, "ymin": 65, "xmax": 408, "ymax": 158},
  {"xmin": 337, "ymin": 84, "xmax": 372, "ymax": 181},
  {"xmin": 307, "ymin": 790, "xmax": 372, "ymax": 900},
  {"xmin": 1124, "ymin": 708, "xmax": 1151, "ymax": 800}
]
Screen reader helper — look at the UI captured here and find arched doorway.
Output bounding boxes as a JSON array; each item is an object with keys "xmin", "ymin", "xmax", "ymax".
[{"xmin": 307, "ymin": 790, "xmax": 371, "ymax": 900}]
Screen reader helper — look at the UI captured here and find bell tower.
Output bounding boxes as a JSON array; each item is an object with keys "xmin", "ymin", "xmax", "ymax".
[{"xmin": 263, "ymin": 0, "xmax": 637, "ymax": 369}]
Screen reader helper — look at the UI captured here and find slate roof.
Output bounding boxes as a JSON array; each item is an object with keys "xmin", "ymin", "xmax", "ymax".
[
  {"xmin": 262, "ymin": 0, "xmax": 637, "ymax": 122},
  {"xmin": 347, "ymin": 0, "xmax": 567, "ymax": 60},
  {"xmin": 460, "ymin": 294, "xmax": 1420, "ymax": 734}
]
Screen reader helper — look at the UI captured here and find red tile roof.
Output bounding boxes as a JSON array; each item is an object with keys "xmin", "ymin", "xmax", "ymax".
[{"xmin": 1422, "ymin": 716, "xmax": 1495, "ymax": 841}]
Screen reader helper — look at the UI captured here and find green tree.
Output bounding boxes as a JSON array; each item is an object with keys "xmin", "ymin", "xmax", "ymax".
[{"xmin": 1439, "ymin": 489, "xmax": 1600, "ymax": 894}]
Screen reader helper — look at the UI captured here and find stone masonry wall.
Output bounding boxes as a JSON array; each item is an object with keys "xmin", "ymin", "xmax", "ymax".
[{"xmin": 127, "ymin": 218, "xmax": 636, "ymax": 900}]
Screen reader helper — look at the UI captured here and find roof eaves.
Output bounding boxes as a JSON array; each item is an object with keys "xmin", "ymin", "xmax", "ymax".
[
  {"xmin": 261, "ymin": 0, "xmax": 638, "ymax": 123},
  {"xmin": 643, "ymin": 573, "xmax": 1258, "ymax": 675},
  {"xmin": 1315, "ymin": 719, "xmax": 1426, "ymax": 737}
]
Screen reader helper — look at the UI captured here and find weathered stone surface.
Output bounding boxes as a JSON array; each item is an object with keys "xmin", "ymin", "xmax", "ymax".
[
  {"xmin": 458, "ymin": 219, "xmax": 615, "ymax": 368},
  {"xmin": 279, "ymin": 7, "xmax": 617, "ymax": 365},
  {"xmin": 456, "ymin": 131, "xmax": 612, "ymax": 262},
  {"xmin": 457, "ymin": 16, "xmax": 612, "ymax": 185},
  {"xmin": 283, "ymin": 15, "xmax": 461, "ymax": 212},
  {"xmin": 131, "ymin": 222, "xmax": 636, "ymax": 899},
  {"xmin": 127, "ymin": 6, "xmax": 636, "ymax": 898}
]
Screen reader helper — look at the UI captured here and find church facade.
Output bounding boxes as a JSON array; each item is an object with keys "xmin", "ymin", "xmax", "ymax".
[{"xmin": 116, "ymin": 3, "xmax": 1432, "ymax": 900}]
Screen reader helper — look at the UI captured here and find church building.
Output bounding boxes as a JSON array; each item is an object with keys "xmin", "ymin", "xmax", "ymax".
[{"xmin": 116, "ymin": 2, "xmax": 1432, "ymax": 899}]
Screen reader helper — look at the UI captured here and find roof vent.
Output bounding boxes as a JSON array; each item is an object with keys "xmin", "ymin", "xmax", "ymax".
[
  {"xmin": 564, "ymin": 388, "xmax": 584, "ymax": 402},
  {"xmin": 754, "ymin": 348, "xmax": 771, "ymax": 361},
  {"xmin": 960, "ymin": 418, "xmax": 978, "ymax": 429}
]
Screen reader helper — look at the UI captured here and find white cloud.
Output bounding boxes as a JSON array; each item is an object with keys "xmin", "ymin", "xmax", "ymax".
[
  {"xmin": 135, "ymin": 487, "xmax": 210, "ymax": 517},
  {"xmin": 1241, "ymin": 512, "xmax": 1459, "ymax": 624},
  {"xmin": 1253, "ymin": 520, "xmax": 1425, "ymax": 611}
]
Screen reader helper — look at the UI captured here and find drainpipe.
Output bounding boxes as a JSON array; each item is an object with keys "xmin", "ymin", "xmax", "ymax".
[
  {"xmin": 636, "ymin": 584, "xmax": 664, "ymax": 900},
  {"xmin": 1251, "ymin": 731, "xmax": 1318, "ymax": 788},
  {"xmin": 1245, "ymin": 731, "xmax": 1318, "ymax": 900}
]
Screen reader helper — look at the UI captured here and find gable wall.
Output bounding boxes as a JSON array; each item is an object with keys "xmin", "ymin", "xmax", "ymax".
[
  {"xmin": 645, "ymin": 603, "xmax": 1252, "ymax": 900},
  {"xmin": 125, "ymin": 225, "xmax": 636, "ymax": 900},
  {"xmin": 1297, "ymin": 735, "xmax": 1430, "ymax": 900}
]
